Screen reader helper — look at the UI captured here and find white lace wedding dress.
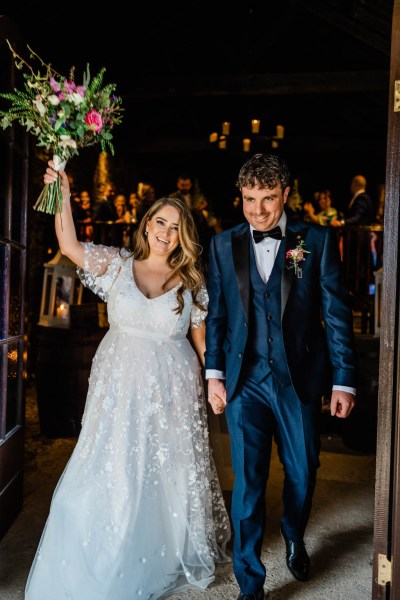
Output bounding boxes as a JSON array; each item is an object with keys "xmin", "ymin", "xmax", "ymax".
[{"xmin": 25, "ymin": 243, "xmax": 231, "ymax": 600}]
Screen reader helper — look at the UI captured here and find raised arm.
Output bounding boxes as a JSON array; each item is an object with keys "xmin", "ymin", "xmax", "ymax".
[{"xmin": 43, "ymin": 160, "xmax": 85, "ymax": 268}]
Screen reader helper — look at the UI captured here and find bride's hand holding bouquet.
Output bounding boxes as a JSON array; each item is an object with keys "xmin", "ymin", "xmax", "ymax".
[{"xmin": 0, "ymin": 40, "xmax": 123, "ymax": 214}]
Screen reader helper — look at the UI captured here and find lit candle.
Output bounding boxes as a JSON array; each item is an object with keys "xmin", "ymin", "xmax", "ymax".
[
  {"xmin": 276, "ymin": 125, "xmax": 285, "ymax": 139},
  {"xmin": 243, "ymin": 138, "xmax": 251, "ymax": 152},
  {"xmin": 218, "ymin": 135, "xmax": 227, "ymax": 149},
  {"xmin": 251, "ymin": 119, "xmax": 260, "ymax": 134},
  {"xmin": 222, "ymin": 121, "xmax": 230, "ymax": 135},
  {"xmin": 271, "ymin": 140, "xmax": 279, "ymax": 149},
  {"xmin": 209, "ymin": 132, "xmax": 218, "ymax": 143},
  {"xmin": 56, "ymin": 303, "xmax": 68, "ymax": 319}
]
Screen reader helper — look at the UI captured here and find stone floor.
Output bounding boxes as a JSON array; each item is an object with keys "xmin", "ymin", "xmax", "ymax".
[{"xmin": 0, "ymin": 382, "xmax": 377, "ymax": 600}]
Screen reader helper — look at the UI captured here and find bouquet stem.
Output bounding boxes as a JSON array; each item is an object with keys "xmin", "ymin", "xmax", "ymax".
[{"xmin": 33, "ymin": 155, "xmax": 67, "ymax": 215}]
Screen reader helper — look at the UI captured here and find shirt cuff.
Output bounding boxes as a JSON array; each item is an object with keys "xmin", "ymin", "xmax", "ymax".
[
  {"xmin": 205, "ymin": 369, "xmax": 226, "ymax": 380},
  {"xmin": 332, "ymin": 385, "xmax": 356, "ymax": 395}
]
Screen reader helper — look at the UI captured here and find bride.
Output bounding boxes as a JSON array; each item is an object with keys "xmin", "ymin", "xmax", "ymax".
[{"xmin": 25, "ymin": 160, "xmax": 231, "ymax": 600}]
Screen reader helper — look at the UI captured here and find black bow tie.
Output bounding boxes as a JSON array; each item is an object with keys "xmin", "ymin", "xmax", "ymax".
[{"xmin": 252, "ymin": 226, "xmax": 283, "ymax": 243}]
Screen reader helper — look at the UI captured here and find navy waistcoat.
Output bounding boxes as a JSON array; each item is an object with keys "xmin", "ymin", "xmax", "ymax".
[{"xmin": 242, "ymin": 241, "xmax": 292, "ymax": 387}]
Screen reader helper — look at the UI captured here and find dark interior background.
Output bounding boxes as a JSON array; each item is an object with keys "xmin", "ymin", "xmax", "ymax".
[{"xmin": 2, "ymin": 0, "xmax": 392, "ymax": 218}]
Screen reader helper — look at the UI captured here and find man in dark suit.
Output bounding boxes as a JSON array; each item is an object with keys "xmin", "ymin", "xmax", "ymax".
[
  {"xmin": 168, "ymin": 173, "xmax": 196, "ymax": 209},
  {"xmin": 331, "ymin": 174, "xmax": 374, "ymax": 226},
  {"xmin": 205, "ymin": 154, "xmax": 356, "ymax": 600}
]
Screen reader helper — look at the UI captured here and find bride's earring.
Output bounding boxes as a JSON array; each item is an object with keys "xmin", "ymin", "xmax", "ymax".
[{"xmin": 144, "ymin": 231, "xmax": 148, "ymax": 236}]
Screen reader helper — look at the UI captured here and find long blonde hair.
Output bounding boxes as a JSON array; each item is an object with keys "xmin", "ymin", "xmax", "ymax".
[{"xmin": 131, "ymin": 197, "xmax": 205, "ymax": 314}]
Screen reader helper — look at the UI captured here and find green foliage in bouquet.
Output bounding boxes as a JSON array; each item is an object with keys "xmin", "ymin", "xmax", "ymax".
[{"xmin": 0, "ymin": 40, "xmax": 124, "ymax": 214}]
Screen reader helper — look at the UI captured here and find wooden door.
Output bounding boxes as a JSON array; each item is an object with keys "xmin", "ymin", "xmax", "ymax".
[
  {"xmin": 0, "ymin": 19, "xmax": 29, "ymax": 539},
  {"xmin": 372, "ymin": 1, "xmax": 400, "ymax": 597}
]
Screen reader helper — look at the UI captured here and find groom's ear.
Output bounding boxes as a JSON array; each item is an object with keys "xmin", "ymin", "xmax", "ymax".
[{"xmin": 283, "ymin": 187, "xmax": 291, "ymax": 204}]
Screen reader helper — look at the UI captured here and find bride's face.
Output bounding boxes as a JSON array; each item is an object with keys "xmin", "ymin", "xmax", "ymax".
[{"xmin": 146, "ymin": 205, "xmax": 180, "ymax": 255}]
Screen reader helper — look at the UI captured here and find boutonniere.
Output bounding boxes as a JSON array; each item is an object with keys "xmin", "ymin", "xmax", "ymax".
[{"xmin": 286, "ymin": 236, "xmax": 310, "ymax": 278}]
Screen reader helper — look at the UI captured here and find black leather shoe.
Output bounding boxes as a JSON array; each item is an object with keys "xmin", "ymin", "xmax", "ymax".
[
  {"xmin": 281, "ymin": 528, "xmax": 310, "ymax": 581},
  {"xmin": 236, "ymin": 589, "xmax": 265, "ymax": 600}
]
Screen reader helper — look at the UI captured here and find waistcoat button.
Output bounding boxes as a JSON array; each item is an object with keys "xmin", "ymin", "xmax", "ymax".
[
  {"xmin": 269, "ymin": 359, "xmax": 274, "ymax": 365},
  {"xmin": 267, "ymin": 314, "xmax": 272, "ymax": 320}
]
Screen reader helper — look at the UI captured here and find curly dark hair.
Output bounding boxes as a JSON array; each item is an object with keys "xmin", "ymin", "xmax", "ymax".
[{"xmin": 236, "ymin": 153, "xmax": 291, "ymax": 191}]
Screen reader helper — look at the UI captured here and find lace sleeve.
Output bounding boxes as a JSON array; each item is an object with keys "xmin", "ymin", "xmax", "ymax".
[
  {"xmin": 190, "ymin": 284, "xmax": 209, "ymax": 329},
  {"xmin": 76, "ymin": 242, "xmax": 125, "ymax": 301}
]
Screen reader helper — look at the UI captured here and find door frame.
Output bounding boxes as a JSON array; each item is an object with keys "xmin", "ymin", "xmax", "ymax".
[
  {"xmin": 0, "ymin": 18, "xmax": 29, "ymax": 539},
  {"xmin": 372, "ymin": 1, "xmax": 400, "ymax": 597}
]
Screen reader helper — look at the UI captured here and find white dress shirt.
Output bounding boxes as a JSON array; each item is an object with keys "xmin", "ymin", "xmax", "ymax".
[
  {"xmin": 206, "ymin": 215, "xmax": 356, "ymax": 397},
  {"xmin": 251, "ymin": 212, "xmax": 287, "ymax": 283}
]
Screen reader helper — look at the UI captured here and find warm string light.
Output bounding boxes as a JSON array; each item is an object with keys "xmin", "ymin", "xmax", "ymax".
[{"xmin": 209, "ymin": 120, "xmax": 285, "ymax": 152}]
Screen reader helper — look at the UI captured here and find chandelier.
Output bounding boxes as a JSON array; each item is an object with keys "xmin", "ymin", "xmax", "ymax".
[{"xmin": 209, "ymin": 119, "xmax": 285, "ymax": 153}]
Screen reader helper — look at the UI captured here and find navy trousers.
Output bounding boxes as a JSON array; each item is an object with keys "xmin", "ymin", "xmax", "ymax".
[{"xmin": 225, "ymin": 373, "xmax": 321, "ymax": 593}]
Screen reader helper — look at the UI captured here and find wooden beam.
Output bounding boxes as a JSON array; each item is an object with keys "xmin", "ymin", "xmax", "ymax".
[
  {"xmin": 121, "ymin": 71, "xmax": 389, "ymax": 99},
  {"xmin": 296, "ymin": 0, "xmax": 391, "ymax": 55}
]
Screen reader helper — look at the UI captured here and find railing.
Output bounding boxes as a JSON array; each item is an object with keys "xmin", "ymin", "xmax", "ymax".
[
  {"xmin": 337, "ymin": 225, "xmax": 384, "ymax": 335},
  {"xmin": 75, "ymin": 220, "xmax": 139, "ymax": 247},
  {"xmin": 77, "ymin": 221, "xmax": 384, "ymax": 335}
]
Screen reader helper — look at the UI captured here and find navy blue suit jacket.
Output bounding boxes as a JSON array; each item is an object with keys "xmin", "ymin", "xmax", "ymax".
[
  {"xmin": 205, "ymin": 220, "xmax": 356, "ymax": 404},
  {"xmin": 345, "ymin": 191, "xmax": 374, "ymax": 225}
]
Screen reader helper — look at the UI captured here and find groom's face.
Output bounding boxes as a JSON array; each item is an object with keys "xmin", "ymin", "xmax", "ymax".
[{"xmin": 241, "ymin": 184, "xmax": 290, "ymax": 231}]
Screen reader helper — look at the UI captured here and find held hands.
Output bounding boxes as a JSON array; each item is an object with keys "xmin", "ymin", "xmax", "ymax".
[
  {"xmin": 330, "ymin": 390, "xmax": 356, "ymax": 418},
  {"xmin": 44, "ymin": 160, "xmax": 70, "ymax": 200},
  {"xmin": 207, "ymin": 379, "xmax": 227, "ymax": 415}
]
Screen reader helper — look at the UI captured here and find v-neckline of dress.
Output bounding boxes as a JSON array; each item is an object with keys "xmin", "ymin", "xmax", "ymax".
[{"xmin": 130, "ymin": 256, "xmax": 181, "ymax": 301}]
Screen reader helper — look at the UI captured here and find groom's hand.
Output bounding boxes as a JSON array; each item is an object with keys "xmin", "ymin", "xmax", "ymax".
[
  {"xmin": 207, "ymin": 379, "xmax": 227, "ymax": 414},
  {"xmin": 330, "ymin": 390, "xmax": 356, "ymax": 418}
]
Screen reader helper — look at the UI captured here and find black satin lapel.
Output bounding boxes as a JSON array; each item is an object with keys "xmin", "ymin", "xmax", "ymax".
[
  {"xmin": 281, "ymin": 229, "xmax": 297, "ymax": 318},
  {"xmin": 232, "ymin": 229, "xmax": 250, "ymax": 319}
]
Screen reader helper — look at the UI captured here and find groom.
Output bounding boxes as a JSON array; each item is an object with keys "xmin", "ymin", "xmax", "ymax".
[{"xmin": 205, "ymin": 153, "xmax": 356, "ymax": 600}]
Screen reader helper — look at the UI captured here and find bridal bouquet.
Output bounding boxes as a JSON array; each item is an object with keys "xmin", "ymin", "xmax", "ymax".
[{"xmin": 0, "ymin": 40, "xmax": 123, "ymax": 214}]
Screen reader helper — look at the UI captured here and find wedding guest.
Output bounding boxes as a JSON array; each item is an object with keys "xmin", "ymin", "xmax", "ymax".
[
  {"xmin": 330, "ymin": 174, "xmax": 374, "ymax": 227},
  {"xmin": 113, "ymin": 194, "xmax": 128, "ymax": 222},
  {"xmin": 123, "ymin": 192, "xmax": 142, "ymax": 224},
  {"xmin": 122, "ymin": 192, "xmax": 143, "ymax": 248},
  {"xmin": 303, "ymin": 189, "xmax": 338, "ymax": 226},
  {"xmin": 25, "ymin": 159, "xmax": 231, "ymax": 600},
  {"xmin": 191, "ymin": 195, "xmax": 222, "ymax": 266},
  {"xmin": 168, "ymin": 173, "xmax": 197, "ymax": 209},
  {"xmin": 205, "ymin": 153, "xmax": 356, "ymax": 600},
  {"xmin": 76, "ymin": 190, "xmax": 93, "ymax": 242},
  {"xmin": 137, "ymin": 181, "xmax": 157, "ymax": 215},
  {"xmin": 112, "ymin": 193, "xmax": 129, "ymax": 246},
  {"xmin": 92, "ymin": 182, "xmax": 117, "ymax": 244}
]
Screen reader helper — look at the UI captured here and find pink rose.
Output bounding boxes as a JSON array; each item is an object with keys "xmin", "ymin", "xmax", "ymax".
[
  {"xmin": 85, "ymin": 110, "xmax": 103, "ymax": 133},
  {"xmin": 286, "ymin": 249, "xmax": 304, "ymax": 260},
  {"xmin": 292, "ymin": 249, "xmax": 304, "ymax": 260}
]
